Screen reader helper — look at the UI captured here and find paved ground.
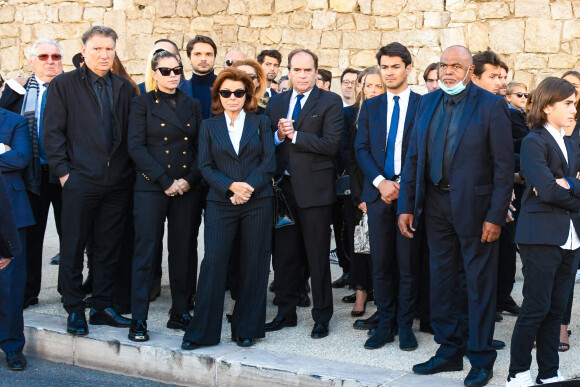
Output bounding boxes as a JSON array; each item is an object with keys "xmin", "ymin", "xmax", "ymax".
[{"xmin": 23, "ymin": 208, "xmax": 580, "ymax": 386}]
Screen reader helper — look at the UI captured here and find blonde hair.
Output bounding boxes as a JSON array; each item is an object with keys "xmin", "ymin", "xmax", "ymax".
[
  {"xmin": 506, "ymin": 82, "xmax": 526, "ymax": 95},
  {"xmin": 144, "ymin": 48, "xmax": 156, "ymax": 93}
]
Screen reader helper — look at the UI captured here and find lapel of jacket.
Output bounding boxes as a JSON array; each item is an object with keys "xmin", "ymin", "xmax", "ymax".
[
  {"xmin": 238, "ymin": 113, "xmax": 258, "ymax": 155},
  {"xmin": 215, "ymin": 114, "xmax": 240, "ymax": 160},
  {"xmin": 418, "ymin": 90, "xmax": 443, "ymax": 152},
  {"xmin": 451, "ymin": 84, "xmax": 479, "ymax": 161},
  {"xmin": 402, "ymin": 91, "xmax": 420, "ymax": 143},
  {"xmin": 151, "ymin": 94, "xmax": 188, "ymax": 131},
  {"xmin": 565, "ymin": 136, "xmax": 576, "ymax": 176},
  {"xmin": 294, "ymin": 86, "xmax": 320, "ymax": 131},
  {"xmin": 541, "ymin": 128, "xmax": 569, "ymax": 173}
]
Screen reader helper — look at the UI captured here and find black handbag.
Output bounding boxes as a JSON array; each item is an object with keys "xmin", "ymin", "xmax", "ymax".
[
  {"xmin": 335, "ymin": 172, "xmax": 351, "ymax": 196},
  {"xmin": 272, "ymin": 177, "xmax": 295, "ymax": 228}
]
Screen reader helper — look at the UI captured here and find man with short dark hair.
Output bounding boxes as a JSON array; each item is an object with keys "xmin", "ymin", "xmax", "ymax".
[
  {"xmin": 498, "ymin": 61, "xmax": 509, "ymax": 97},
  {"xmin": 183, "ymin": 35, "xmax": 217, "ymax": 119},
  {"xmin": 316, "ymin": 69, "xmax": 332, "ymax": 91},
  {"xmin": 44, "ymin": 25, "xmax": 137, "ymax": 336},
  {"xmin": 340, "ymin": 68, "xmax": 358, "ymax": 107},
  {"xmin": 265, "ymin": 48, "xmax": 343, "ymax": 339},
  {"xmin": 257, "ymin": 49, "xmax": 282, "ymax": 97},
  {"xmin": 471, "ymin": 50, "xmax": 503, "ymax": 95},
  {"xmin": 423, "ymin": 62, "xmax": 439, "ymax": 93}
]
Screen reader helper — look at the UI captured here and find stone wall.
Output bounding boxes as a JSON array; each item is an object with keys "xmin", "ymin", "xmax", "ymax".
[{"xmin": 1, "ymin": 0, "xmax": 579, "ymax": 93}]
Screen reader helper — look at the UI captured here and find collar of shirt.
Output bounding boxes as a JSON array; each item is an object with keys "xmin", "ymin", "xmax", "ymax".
[
  {"xmin": 34, "ymin": 74, "xmax": 48, "ymax": 89},
  {"xmin": 225, "ymin": 110, "xmax": 246, "ymax": 155},
  {"xmin": 265, "ymin": 87, "xmax": 271, "ymax": 96},
  {"xmin": 443, "ymin": 81, "xmax": 472, "ymax": 106},
  {"xmin": 86, "ymin": 66, "xmax": 111, "ymax": 86},
  {"xmin": 545, "ymin": 123, "xmax": 568, "ymax": 161},
  {"xmin": 386, "ymin": 86, "xmax": 410, "ymax": 105},
  {"xmin": 290, "ymin": 88, "xmax": 313, "ymax": 105},
  {"xmin": 507, "ymin": 103, "xmax": 525, "ymax": 114}
]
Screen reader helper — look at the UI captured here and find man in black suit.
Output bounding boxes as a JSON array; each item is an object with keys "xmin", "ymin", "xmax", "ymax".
[
  {"xmin": 354, "ymin": 42, "xmax": 422, "ymax": 351},
  {"xmin": 398, "ymin": 46, "xmax": 513, "ymax": 386},
  {"xmin": 43, "ymin": 26, "xmax": 137, "ymax": 336},
  {"xmin": 257, "ymin": 49, "xmax": 282, "ymax": 98},
  {"xmin": 0, "ymin": 39, "xmax": 64, "ymax": 308},
  {"xmin": 264, "ymin": 49, "xmax": 343, "ymax": 338}
]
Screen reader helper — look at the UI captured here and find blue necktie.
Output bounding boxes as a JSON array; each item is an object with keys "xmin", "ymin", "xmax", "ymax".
[
  {"xmin": 38, "ymin": 85, "xmax": 48, "ymax": 163},
  {"xmin": 384, "ymin": 95, "xmax": 400, "ymax": 179},
  {"xmin": 291, "ymin": 94, "xmax": 304, "ymax": 123}
]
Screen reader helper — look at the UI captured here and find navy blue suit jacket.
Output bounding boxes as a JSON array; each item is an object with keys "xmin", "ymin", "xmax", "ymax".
[
  {"xmin": 398, "ymin": 84, "xmax": 514, "ymax": 237},
  {"xmin": 0, "ymin": 171, "xmax": 21, "ymax": 258},
  {"xmin": 0, "ymin": 107, "xmax": 34, "ymax": 229},
  {"xmin": 354, "ymin": 91, "xmax": 421, "ymax": 204},
  {"xmin": 0, "ymin": 81, "xmax": 25, "ymax": 113},
  {"xmin": 515, "ymin": 127, "xmax": 580, "ymax": 245},
  {"xmin": 198, "ymin": 112, "xmax": 275, "ymax": 203}
]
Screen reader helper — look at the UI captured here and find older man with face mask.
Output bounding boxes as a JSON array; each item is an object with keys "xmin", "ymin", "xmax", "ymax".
[{"xmin": 0, "ymin": 39, "xmax": 65, "ymax": 308}]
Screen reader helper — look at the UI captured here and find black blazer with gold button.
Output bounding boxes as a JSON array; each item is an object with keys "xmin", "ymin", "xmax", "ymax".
[{"xmin": 128, "ymin": 89, "xmax": 203, "ymax": 192}]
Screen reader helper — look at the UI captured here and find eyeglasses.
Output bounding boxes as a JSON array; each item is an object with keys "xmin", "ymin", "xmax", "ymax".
[
  {"xmin": 342, "ymin": 80, "xmax": 356, "ymax": 86},
  {"xmin": 246, "ymin": 73, "xmax": 257, "ymax": 80},
  {"xmin": 218, "ymin": 89, "xmax": 246, "ymax": 98},
  {"xmin": 37, "ymin": 54, "xmax": 62, "ymax": 61},
  {"xmin": 509, "ymin": 92, "xmax": 530, "ymax": 98},
  {"xmin": 156, "ymin": 66, "xmax": 183, "ymax": 76}
]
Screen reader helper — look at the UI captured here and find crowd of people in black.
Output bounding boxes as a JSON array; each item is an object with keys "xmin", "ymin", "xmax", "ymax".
[{"xmin": 1, "ymin": 25, "xmax": 580, "ymax": 387}]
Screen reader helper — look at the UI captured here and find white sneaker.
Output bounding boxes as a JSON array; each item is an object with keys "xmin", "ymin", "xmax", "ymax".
[
  {"xmin": 538, "ymin": 371, "xmax": 566, "ymax": 384},
  {"xmin": 505, "ymin": 370, "xmax": 536, "ymax": 386},
  {"xmin": 575, "ymin": 269, "xmax": 580, "ymax": 283}
]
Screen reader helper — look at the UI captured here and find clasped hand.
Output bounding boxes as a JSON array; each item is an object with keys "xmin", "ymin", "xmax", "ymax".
[
  {"xmin": 229, "ymin": 182, "xmax": 254, "ymax": 205},
  {"xmin": 0, "ymin": 257, "xmax": 11, "ymax": 270},
  {"xmin": 277, "ymin": 119, "xmax": 295, "ymax": 141},
  {"xmin": 378, "ymin": 180, "xmax": 399, "ymax": 204},
  {"xmin": 164, "ymin": 179, "xmax": 190, "ymax": 197}
]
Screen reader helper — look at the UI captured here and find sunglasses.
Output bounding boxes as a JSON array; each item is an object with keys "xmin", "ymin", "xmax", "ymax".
[
  {"xmin": 246, "ymin": 73, "xmax": 257, "ymax": 80},
  {"xmin": 37, "ymin": 54, "xmax": 62, "ymax": 61},
  {"xmin": 156, "ymin": 66, "xmax": 183, "ymax": 76},
  {"xmin": 510, "ymin": 92, "xmax": 530, "ymax": 98},
  {"xmin": 218, "ymin": 89, "xmax": 246, "ymax": 98}
]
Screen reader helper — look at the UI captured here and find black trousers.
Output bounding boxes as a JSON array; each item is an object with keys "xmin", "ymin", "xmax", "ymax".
[
  {"xmin": 562, "ymin": 249, "xmax": 580, "ymax": 325},
  {"xmin": 59, "ymin": 175, "xmax": 131, "ymax": 313},
  {"xmin": 272, "ymin": 177, "xmax": 334, "ymax": 324},
  {"xmin": 25, "ymin": 167, "xmax": 62, "ymax": 299},
  {"xmin": 424, "ymin": 186, "xmax": 498, "ymax": 368},
  {"xmin": 417, "ymin": 222, "xmax": 431, "ymax": 327},
  {"xmin": 509, "ymin": 245, "xmax": 579, "ymax": 379},
  {"xmin": 367, "ymin": 198, "xmax": 420, "ymax": 330},
  {"xmin": 332, "ymin": 198, "xmax": 350, "ymax": 274},
  {"xmin": 343, "ymin": 198, "xmax": 372, "ymax": 291},
  {"xmin": 184, "ymin": 198, "xmax": 273, "ymax": 345},
  {"xmin": 131, "ymin": 190, "xmax": 196, "ymax": 319}
]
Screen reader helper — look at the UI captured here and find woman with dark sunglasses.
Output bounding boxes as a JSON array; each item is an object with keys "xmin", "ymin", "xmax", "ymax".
[
  {"xmin": 182, "ymin": 68, "xmax": 275, "ymax": 349},
  {"xmin": 126, "ymin": 49, "xmax": 203, "ymax": 342}
]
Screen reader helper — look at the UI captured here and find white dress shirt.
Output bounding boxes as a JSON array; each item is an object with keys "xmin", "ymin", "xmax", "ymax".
[
  {"xmin": 225, "ymin": 110, "xmax": 246, "ymax": 155},
  {"xmin": 372, "ymin": 87, "xmax": 411, "ymax": 188},
  {"xmin": 273, "ymin": 87, "xmax": 313, "ymax": 146},
  {"xmin": 545, "ymin": 123, "xmax": 580, "ymax": 250}
]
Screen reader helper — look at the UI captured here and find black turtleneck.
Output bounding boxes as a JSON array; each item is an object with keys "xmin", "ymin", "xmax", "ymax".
[
  {"xmin": 157, "ymin": 89, "xmax": 177, "ymax": 110},
  {"xmin": 186, "ymin": 72, "xmax": 217, "ymax": 119}
]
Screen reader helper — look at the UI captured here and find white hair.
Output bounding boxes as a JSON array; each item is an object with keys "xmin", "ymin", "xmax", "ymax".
[{"xmin": 29, "ymin": 39, "xmax": 64, "ymax": 60}]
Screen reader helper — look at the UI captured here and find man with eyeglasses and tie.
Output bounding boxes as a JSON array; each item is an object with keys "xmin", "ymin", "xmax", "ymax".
[
  {"xmin": 264, "ymin": 49, "xmax": 343, "ymax": 339},
  {"xmin": 340, "ymin": 68, "xmax": 358, "ymax": 107},
  {"xmin": 0, "ymin": 39, "xmax": 64, "ymax": 309},
  {"xmin": 43, "ymin": 26, "xmax": 137, "ymax": 337}
]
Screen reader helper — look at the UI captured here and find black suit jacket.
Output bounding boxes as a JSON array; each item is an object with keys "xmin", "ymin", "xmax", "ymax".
[
  {"xmin": 128, "ymin": 90, "xmax": 203, "ymax": 191},
  {"xmin": 0, "ymin": 171, "xmax": 20, "ymax": 258},
  {"xmin": 198, "ymin": 112, "xmax": 275, "ymax": 203},
  {"xmin": 0, "ymin": 81, "xmax": 26, "ymax": 113},
  {"xmin": 264, "ymin": 86, "xmax": 343, "ymax": 208},
  {"xmin": 509, "ymin": 108, "xmax": 529, "ymax": 172},
  {"xmin": 515, "ymin": 127, "xmax": 580, "ymax": 245}
]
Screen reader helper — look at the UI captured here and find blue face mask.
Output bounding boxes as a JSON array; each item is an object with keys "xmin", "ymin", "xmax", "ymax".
[{"xmin": 438, "ymin": 68, "xmax": 471, "ymax": 95}]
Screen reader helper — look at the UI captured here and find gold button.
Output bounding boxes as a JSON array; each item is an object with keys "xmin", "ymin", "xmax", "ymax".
[
  {"xmin": 161, "ymin": 123, "xmax": 165, "ymax": 127},
  {"xmin": 166, "ymin": 150, "xmax": 169, "ymax": 154},
  {"xmin": 155, "ymin": 100, "xmax": 159, "ymax": 104},
  {"xmin": 167, "ymin": 165, "xmax": 171, "ymax": 168},
  {"xmin": 184, "ymin": 137, "xmax": 188, "ymax": 141},
  {"xmin": 183, "ymin": 165, "xmax": 186, "ymax": 168},
  {"xmin": 187, "ymin": 123, "xmax": 191, "ymax": 127},
  {"xmin": 164, "ymin": 137, "xmax": 168, "ymax": 141},
  {"xmin": 183, "ymin": 151, "xmax": 186, "ymax": 155}
]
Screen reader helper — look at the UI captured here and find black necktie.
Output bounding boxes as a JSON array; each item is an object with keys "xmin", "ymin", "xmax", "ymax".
[
  {"xmin": 430, "ymin": 99, "xmax": 455, "ymax": 185},
  {"xmin": 97, "ymin": 77, "xmax": 114, "ymax": 154}
]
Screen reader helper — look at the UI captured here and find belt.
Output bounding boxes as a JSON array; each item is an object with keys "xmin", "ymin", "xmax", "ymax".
[{"xmin": 433, "ymin": 183, "xmax": 450, "ymax": 193}]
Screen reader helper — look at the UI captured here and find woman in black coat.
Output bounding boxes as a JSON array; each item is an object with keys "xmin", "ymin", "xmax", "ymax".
[
  {"xmin": 127, "ymin": 50, "xmax": 203, "ymax": 342},
  {"xmin": 507, "ymin": 77, "xmax": 580, "ymax": 385},
  {"xmin": 182, "ymin": 68, "xmax": 275, "ymax": 349}
]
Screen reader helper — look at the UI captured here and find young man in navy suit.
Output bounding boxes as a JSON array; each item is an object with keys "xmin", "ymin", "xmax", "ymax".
[
  {"xmin": 354, "ymin": 42, "xmax": 422, "ymax": 351},
  {"xmin": 398, "ymin": 46, "xmax": 513, "ymax": 387}
]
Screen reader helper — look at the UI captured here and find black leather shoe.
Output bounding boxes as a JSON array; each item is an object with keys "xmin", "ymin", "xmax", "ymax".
[
  {"xmin": 311, "ymin": 322, "xmax": 329, "ymax": 339},
  {"xmin": 181, "ymin": 341, "xmax": 200, "ymax": 350},
  {"xmin": 265, "ymin": 315, "xmax": 297, "ymax": 332},
  {"xmin": 419, "ymin": 322, "xmax": 434, "ymax": 334},
  {"xmin": 364, "ymin": 327, "xmax": 394, "ymax": 349},
  {"xmin": 399, "ymin": 326, "xmax": 418, "ymax": 351},
  {"xmin": 342, "ymin": 292, "xmax": 356, "ymax": 303},
  {"xmin": 23, "ymin": 296, "xmax": 39, "ymax": 309},
  {"xmin": 332, "ymin": 273, "xmax": 350, "ymax": 288},
  {"xmin": 298, "ymin": 291, "xmax": 311, "ymax": 307},
  {"xmin": 89, "ymin": 307, "xmax": 131, "ymax": 327},
  {"xmin": 491, "ymin": 339, "xmax": 505, "ymax": 350},
  {"xmin": 128, "ymin": 320, "xmax": 149, "ymax": 342},
  {"xmin": 6, "ymin": 351, "xmax": 26, "ymax": 371},
  {"xmin": 236, "ymin": 337, "xmax": 255, "ymax": 347},
  {"xmin": 149, "ymin": 278, "xmax": 161, "ymax": 302},
  {"xmin": 412, "ymin": 356, "xmax": 463, "ymax": 375},
  {"xmin": 353, "ymin": 311, "xmax": 379, "ymax": 330},
  {"xmin": 464, "ymin": 366, "xmax": 493, "ymax": 387},
  {"xmin": 497, "ymin": 300, "xmax": 520, "ymax": 315},
  {"xmin": 368, "ymin": 327, "xmax": 376, "ymax": 336},
  {"xmin": 80, "ymin": 274, "xmax": 93, "ymax": 295},
  {"xmin": 167, "ymin": 313, "xmax": 192, "ymax": 331},
  {"xmin": 495, "ymin": 313, "xmax": 503, "ymax": 322},
  {"xmin": 67, "ymin": 311, "xmax": 89, "ymax": 336},
  {"xmin": 50, "ymin": 253, "xmax": 60, "ymax": 265}
]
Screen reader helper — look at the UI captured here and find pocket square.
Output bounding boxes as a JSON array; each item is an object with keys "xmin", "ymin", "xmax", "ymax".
[{"xmin": 311, "ymin": 114, "xmax": 318, "ymax": 118}]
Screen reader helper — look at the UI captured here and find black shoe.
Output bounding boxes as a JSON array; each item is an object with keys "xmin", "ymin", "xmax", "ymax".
[
  {"xmin": 364, "ymin": 327, "xmax": 394, "ymax": 349},
  {"xmin": 495, "ymin": 313, "xmax": 503, "ymax": 322},
  {"xmin": 353, "ymin": 311, "xmax": 379, "ymax": 330},
  {"xmin": 464, "ymin": 366, "xmax": 493, "ymax": 387},
  {"xmin": 23, "ymin": 296, "xmax": 39, "ymax": 309},
  {"xmin": 419, "ymin": 322, "xmax": 434, "ymax": 334},
  {"xmin": 368, "ymin": 327, "xmax": 376, "ymax": 336},
  {"xmin": 80, "ymin": 274, "xmax": 93, "ymax": 295},
  {"xmin": 89, "ymin": 307, "xmax": 131, "ymax": 327},
  {"xmin": 236, "ymin": 337, "xmax": 255, "ymax": 347},
  {"xmin": 298, "ymin": 291, "xmax": 311, "ymax": 307},
  {"xmin": 268, "ymin": 280, "xmax": 275, "ymax": 293},
  {"xmin": 491, "ymin": 339, "xmax": 505, "ymax": 350},
  {"xmin": 497, "ymin": 301, "xmax": 520, "ymax": 315},
  {"xmin": 67, "ymin": 311, "xmax": 89, "ymax": 336},
  {"xmin": 399, "ymin": 326, "xmax": 418, "ymax": 351},
  {"xmin": 50, "ymin": 253, "xmax": 60, "ymax": 265},
  {"xmin": 342, "ymin": 292, "xmax": 356, "ymax": 303},
  {"xmin": 6, "ymin": 351, "xmax": 26, "ymax": 371},
  {"xmin": 265, "ymin": 315, "xmax": 297, "ymax": 332},
  {"xmin": 412, "ymin": 356, "xmax": 463, "ymax": 375},
  {"xmin": 181, "ymin": 341, "xmax": 200, "ymax": 350},
  {"xmin": 332, "ymin": 273, "xmax": 350, "ymax": 288},
  {"xmin": 128, "ymin": 320, "xmax": 149, "ymax": 342},
  {"xmin": 149, "ymin": 278, "xmax": 161, "ymax": 302},
  {"xmin": 167, "ymin": 313, "xmax": 192, "ymax": 331},
  {"xmin": 311, "ymin": 322, "xmax": 329, "ymax": 339}
]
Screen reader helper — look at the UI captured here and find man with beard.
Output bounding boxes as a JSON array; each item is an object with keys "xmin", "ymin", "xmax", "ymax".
[
  {"xmin": 257, "ymin": 49, "xmax": 282, "ymax": 98},
  {"xmin": 182, "ymin": 35, "xmax": 217, "ymax": 120}
]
